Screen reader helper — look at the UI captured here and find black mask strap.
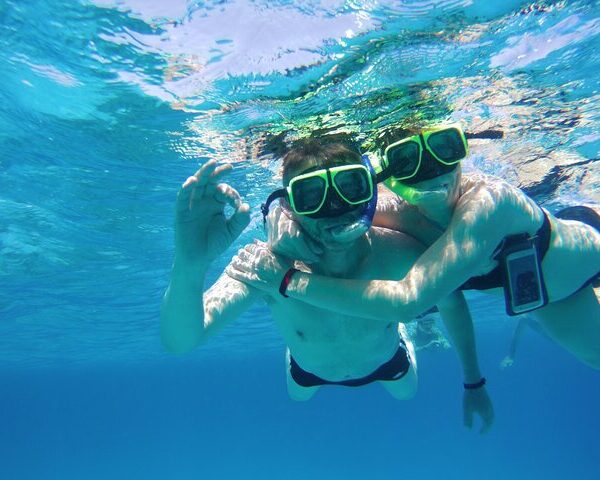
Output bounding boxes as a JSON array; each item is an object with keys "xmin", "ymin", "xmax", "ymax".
[
  {"xmin": 465, "ymin": 129, "xmax": 504, "ymax": 140},
  {"xmin": 261, "ymin": 189, "xmax": 287, "ymax": 226},
  {"xmin": 376, "ymin": 165, "xmax": 395, "ymax": 184}
]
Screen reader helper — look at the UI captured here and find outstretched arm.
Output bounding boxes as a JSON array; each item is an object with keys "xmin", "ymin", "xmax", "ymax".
[
  {"xmin": 230, "ymin": 206, "xmax": 501, "ymax": 322},
  {"xmin": 437, "ymin": 291, "xmax": 483, "ymax": 383},
  {"xmin": 160, "ymin": 161, "xmax": 254, "ymax": 354},
  {"xmin": 297, "ymin": 211, "xmax": 498, "ymax": 319},
  {"xmin": 501, "ymin": 315, "xmax": 534, "ymax": 368},
  {"xmin": 437, "ymin": 291, "xmax": 494, "ymax": 433}
]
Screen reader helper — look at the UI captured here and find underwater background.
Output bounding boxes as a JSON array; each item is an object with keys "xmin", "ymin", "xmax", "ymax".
[{"xmin": 1, "ymin": 0, "xmax": 599, "ymax": 478}]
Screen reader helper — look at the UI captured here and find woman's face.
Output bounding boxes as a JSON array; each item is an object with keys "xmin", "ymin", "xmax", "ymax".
[
  {"xmin": 410, "ymin": 166, "xmax": 462, "ymax": 205},
  {"xmin": 384, "ymin": 165, "xmax": 462, "ymax": 209}
]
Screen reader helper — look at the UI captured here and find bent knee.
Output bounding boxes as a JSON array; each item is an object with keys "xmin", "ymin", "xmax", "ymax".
[
  {"xmin": 383, "ymin": 367, "xmax": 418, "ymax": 400},
  {"xmin": 287, "ymin": 382, "xmax": 319, "ymax": 401},
  {"xmin": 403, "ymin": 370, "xmax": 419, "ymax": 399},
  {"xmin": 288, "ymin": 391, "xmax": 314, "ymax": 402}
]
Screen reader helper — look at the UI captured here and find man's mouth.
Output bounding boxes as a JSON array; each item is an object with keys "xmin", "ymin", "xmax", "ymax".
[
  {"xmin": 321, "ymin": 211, "xmax": 361, "ymax": 230},
  {"xmin": 320, "ymin": 212, "xmax": 369, "ymax": 242},
  {"xmin": 418, "ymin": 182, "xmax": 449, "ymax": 192}
]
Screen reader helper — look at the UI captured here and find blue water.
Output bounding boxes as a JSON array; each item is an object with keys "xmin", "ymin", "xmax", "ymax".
[{"xmin": 1, "ymin": 0, "xmax": 599, "ymax": 479}]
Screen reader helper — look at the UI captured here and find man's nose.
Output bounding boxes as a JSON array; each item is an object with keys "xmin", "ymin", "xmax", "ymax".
[
  {"xmin": 421, "ymin": 151, "xmax": 443, "ymax": 174},
  {"xmin": 328, "ymin": 193, "xmax": 345, "ymax": 210}
]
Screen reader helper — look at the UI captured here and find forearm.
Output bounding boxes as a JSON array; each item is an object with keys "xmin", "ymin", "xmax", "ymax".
[
  {"xmin": 281, "ymin": 232, "xmax": 483, "ymax": 322},
  {"xmin": 285, "ymin": 271, "xmax": 422, "ymax": 322},
  {"xmin": 438, "ymin": 293, "xmax": 482, "ymax": 383},
  {"xmin": 160, "ymin": 260, "xmax": 208, "ymax": 354}
]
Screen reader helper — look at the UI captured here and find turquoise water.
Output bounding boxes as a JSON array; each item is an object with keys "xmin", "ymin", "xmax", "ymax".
[{"xmin": 1, "ymin": 0, "xmax": 599, "ymax": 479}]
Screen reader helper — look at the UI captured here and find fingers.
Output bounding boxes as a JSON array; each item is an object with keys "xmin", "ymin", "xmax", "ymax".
[
  {"xmin": 184, "ymin": 160, "xmax": 217, "ymax": 189},
  {"xmin": 182, "ymin": 161, "xmax": 232, "ymax": 190},
  {"xmin": 178, "ymin": 162, "xmax": 240, "ymax": 215},
  {"xmin": 227, "ymin": 203, "xmax": 251, "ymax": 239},
  {"xmin": 463, "ymin": 403, "xmax": 473, "ymax": 430},
  {"xmin": 212, "ymin": 183, "xmax": 251, "ymax": 238},
  {"xmin": 231, "ymin": 244, "xmax": 257, "ymax": 268},
  {"xmin": 214, "ymin": 183, "xmax": 243, "ymax": 209},
  {"xmin": 479, "ymin": 420, "xmax": 492, "ymax": 435},
  {"xmin": 463, "ymin": 390, "xmax": 494, "ymax": 435},
  {"xmin": 212, "ymin": 163, "xmax": 233, "ymax": 179},
  {"xmin": 179, "ymin": 161, "xmax": 219, "ymax": 212},
  {"xmin": 225, "ymin": 264, "xmax": 259, "ymax": 284},
  {"xmin": 480, "ymin": 405, "xmax": 495, "ymax": 435},
  {"xmin": 234, "ymin": 242, "xmax": 267, "ymax": 263},
  {"xmin": 479, "ymin": 412, "xmax": 493, "ymax": 434}
]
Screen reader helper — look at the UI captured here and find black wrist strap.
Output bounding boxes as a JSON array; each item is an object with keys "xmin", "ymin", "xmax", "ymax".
[{"xmin": 464, "ymin": 377, "xmax": 486, "ymax": 390}]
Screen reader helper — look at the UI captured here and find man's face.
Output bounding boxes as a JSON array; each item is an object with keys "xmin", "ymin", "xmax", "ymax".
[{"xmin": 284, "ymin": 158, "xmax": 370, "ymax": 247}]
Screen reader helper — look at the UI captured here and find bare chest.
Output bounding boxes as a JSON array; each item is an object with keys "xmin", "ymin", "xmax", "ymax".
[{"xmin": 269, "ymin": 298, "xmax": 393, "ymax": 346}]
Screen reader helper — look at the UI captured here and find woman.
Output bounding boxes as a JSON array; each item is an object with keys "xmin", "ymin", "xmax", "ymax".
[{"xmin": 229, "ymin": 124, "xmax": 600, "ymax": 369}]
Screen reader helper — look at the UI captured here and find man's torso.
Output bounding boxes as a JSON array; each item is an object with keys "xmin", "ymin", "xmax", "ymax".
[{"xmin": 266, "ymin": 227, "xmax": 423, "ymax": 381}]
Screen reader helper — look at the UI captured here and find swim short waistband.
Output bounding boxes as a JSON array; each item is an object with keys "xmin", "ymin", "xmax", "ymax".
[
  {"xmin": 289, "ymin": 341, "xmax": 411, "ymax": 388},
  {"xmin": 555, "ymin": 206, "xmax": 600, "ymax": 290}
]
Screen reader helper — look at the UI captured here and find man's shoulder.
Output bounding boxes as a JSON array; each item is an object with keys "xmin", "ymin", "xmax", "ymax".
[
  {"xmin": 460, "ymin": 172, "xmax": 515, "ymax": 199},
  {"xmin": 359, "ymin": 228, "xmax": 424, "ymax": 279},
  {"xmin": 370, "ymin": 225, "xmax": 422, "ymax": 243}
]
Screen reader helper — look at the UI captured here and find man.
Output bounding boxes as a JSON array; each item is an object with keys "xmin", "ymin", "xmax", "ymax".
[{"xmin": 161, "ymin": 140, "xmax": 493, "ymax": 430}]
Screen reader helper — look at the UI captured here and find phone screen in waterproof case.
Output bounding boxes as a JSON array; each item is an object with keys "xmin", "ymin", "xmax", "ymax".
[{"xmin": 503, "ymin": 240, "xmax": 547, "ymax": 315}]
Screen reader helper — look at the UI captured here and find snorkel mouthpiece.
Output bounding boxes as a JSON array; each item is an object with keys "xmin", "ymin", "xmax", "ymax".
[{"xmin": 384, "ymin": 176, "xmax": 422, "ymax": 204}]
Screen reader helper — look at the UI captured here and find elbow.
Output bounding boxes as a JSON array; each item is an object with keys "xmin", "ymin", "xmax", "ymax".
[
  {"xmin": 159, "ymin": 316, "xmax": 204, "ymax": 355},
  {"xmin": 160, "ymin": 330, "xmax": 203, "ymax": 355},
  {"xmin": 161, "ymin": 335, "xmax": 190, "ymax": 355},
  {"xmin": 159, "ymin": 300, "xmax": 205, "ymax": 355}
]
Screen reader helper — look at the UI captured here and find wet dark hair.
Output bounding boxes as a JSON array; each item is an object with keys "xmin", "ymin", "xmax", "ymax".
[
  {"xmin": 374, "ymin": 125, "xmax": 420, "ymax": 154},
  {"xmin": 281, "ymin": 139, "xmax": 361, "ymax": 184}
]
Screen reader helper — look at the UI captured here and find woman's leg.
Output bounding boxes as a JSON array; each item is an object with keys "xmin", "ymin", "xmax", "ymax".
[{"xmin": 533, "ymin": 285, "xmax": 600, "ymax": 370}]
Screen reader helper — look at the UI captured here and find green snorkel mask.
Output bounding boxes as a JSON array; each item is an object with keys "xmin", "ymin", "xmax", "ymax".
[{"xmin": 376, "ymin": 125, "xmax": 503, "ymax": 203}]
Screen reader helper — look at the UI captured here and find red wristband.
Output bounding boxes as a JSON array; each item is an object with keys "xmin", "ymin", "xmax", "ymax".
[{"xmin": 279, "ymin": 268, "xmax": 299, "ymax": 298}]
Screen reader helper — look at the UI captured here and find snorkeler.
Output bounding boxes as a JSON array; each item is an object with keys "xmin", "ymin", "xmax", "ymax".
[
  {"xmin": 161, "ymin": 140, "xmax": 494, "ymax": 432},
  {"xmin": 228, "ymin": 124, "xmax": 600, "ymax": 370}
]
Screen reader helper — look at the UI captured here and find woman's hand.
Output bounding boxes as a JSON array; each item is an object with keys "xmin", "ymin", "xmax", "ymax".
[
  {"xmin": 175, "ymin": 160, "xmax": 251, "ymax": 269},
  {"xmin": 267, "ymin": 205, "xmax": 323, "ymax": 263},
  {"xmin": 226, "ymin": 241, "xmax": 292, "ymax": 295},
  {"xmin": 463, "ymin": 386, "xmax": 495, "ymax": 434}
]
